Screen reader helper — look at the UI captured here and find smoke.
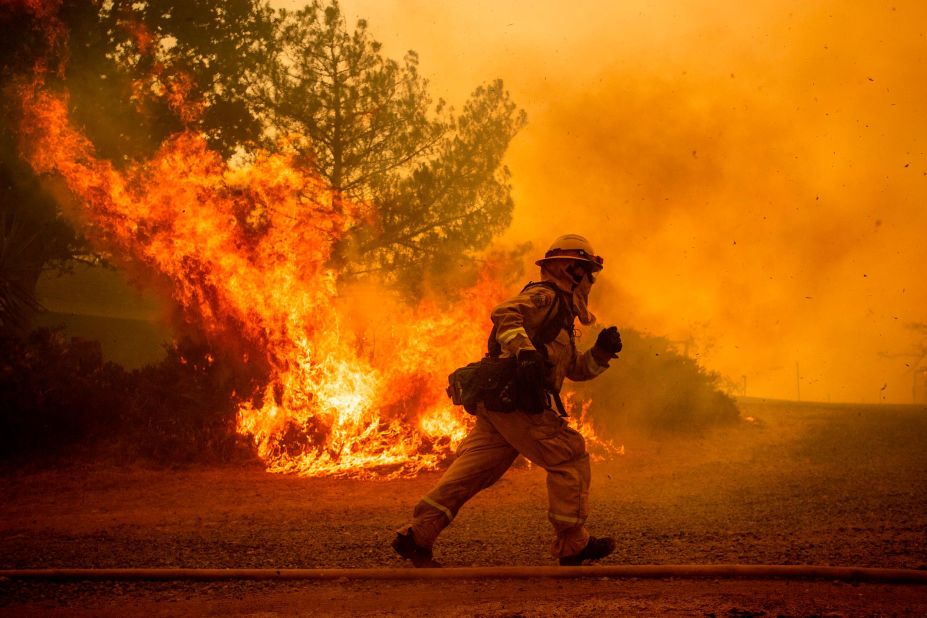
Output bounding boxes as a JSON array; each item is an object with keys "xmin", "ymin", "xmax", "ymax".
[{"xmin": 335, "ymin": 0, "xmax": 927, "ymax": 403}]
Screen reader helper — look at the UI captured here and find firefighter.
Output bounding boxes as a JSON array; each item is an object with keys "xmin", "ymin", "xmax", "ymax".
[{"xmin": 393, "ymin": 234, "xmax": 623, "ymax": 567}]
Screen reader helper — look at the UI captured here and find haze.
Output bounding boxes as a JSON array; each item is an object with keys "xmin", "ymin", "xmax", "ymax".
[{"xmin": 311, "ymin": 0, "xmax": 927, "ymax": 404}]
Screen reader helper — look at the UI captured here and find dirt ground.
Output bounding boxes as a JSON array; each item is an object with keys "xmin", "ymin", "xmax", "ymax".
[{"xmin": 1, "ymin": 399, "xmax": 926, "ymax": 616}]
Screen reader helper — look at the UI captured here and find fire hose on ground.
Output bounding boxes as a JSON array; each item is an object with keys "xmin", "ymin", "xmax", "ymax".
[{"xmin": 1, "ymin": 565, "xmax": 926, "ymax": 583}]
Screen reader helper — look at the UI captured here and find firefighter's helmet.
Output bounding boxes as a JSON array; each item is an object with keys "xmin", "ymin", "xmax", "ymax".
[{"xmin": 535, "ymin": 234, "xmax": 604, "ymax": 271}]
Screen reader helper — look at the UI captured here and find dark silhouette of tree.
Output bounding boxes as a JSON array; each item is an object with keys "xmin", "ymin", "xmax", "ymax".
[
  {"xmin": 3, "ymin": 0, "xmax": 525, "ymax": 328},
  {"xmin": 89, "ymin": 0, "xmax": 526, "ymax": 294},
  {"xmin": 0, "ymin": 1, "xmax": 96, "ymax": 335},
  {"xmin": 252, "ymin": 1, "xmax": 526, "ymax": 293},
  {"xmin": 76, "ymin": 0, "xmax": 275, "ymax": 159}
]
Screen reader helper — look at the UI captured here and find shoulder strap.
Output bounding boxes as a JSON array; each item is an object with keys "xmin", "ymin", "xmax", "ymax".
[
  {"xmin": 486, "ymin": 281, "xmax": 575, "ymax": 357},
  {"xmin": 524, "ymin": 281, "xmax": 575, "ymax": 353},
  {"xmin": 521, "ymin": 281, "xmax": 562, "ymax": 324}
]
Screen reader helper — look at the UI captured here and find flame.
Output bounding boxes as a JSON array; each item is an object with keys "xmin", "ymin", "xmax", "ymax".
[
  {"xmin": 13, "ymin": 7, "xmax": 620, "ymax": 478},
  {"xmin": 561, "ymin": 393, "xmax": 624, "ymax": 462},
  {"xmin": 3, "ymin": 0, "xmax": 68, "ymax": 77},
  {"xmin": 119, "ymin": 19, "xmax": 205, "ymax": 124},
  {"xmin": 16, "ymin": 82, "xmax": 472, "ymax": 476}
]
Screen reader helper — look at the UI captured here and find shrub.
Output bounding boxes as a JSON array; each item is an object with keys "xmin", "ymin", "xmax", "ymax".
[
  {"xmin": 0, "ymin": 329, "xmax": 125, "ymax": 459},
  {"xmin": 0, "ymin": 324, "xmax": 740, "ymax": 467},
  {"xmin": 575, "ymin": 328, "xmax": 740, "ymax": 436},
  {"xmin": 0, "ymin": 328, "xmax": 255, "ymax": 465}
]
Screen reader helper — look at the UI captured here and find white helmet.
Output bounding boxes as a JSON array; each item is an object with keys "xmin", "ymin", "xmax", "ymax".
[{"xmin": 535, "ymin": 234, "xmax": 604, "ymax": 271}]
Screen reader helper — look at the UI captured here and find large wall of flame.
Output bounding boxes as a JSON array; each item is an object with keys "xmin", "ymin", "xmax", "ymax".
[{"xmin": 327, "ymin": 0, "xmax": 927, "ymax": 403}]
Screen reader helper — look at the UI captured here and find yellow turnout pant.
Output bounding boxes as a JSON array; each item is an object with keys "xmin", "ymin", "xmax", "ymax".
[{"xmin": 410, "ymin": 405, "xmax": 591, "ymax": 558}]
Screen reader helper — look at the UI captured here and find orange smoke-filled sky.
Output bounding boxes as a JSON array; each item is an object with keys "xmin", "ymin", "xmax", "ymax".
[{"xmin": 306, "ymin": 0, "xmax": 927, "ymax": 404}]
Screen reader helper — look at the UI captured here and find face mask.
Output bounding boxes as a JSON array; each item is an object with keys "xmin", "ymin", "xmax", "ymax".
[
  {"xmin": 565, "ymin": 262, "xmax": 587, "ymax": 284},
  {"xmin": 541, "ymin": 261, "xmax": 597, "ymax": 325},
  {"xmin": 572, "ymin": 269, "xmax": 597, "ymax": 325},
  {"xmin": 566, "ymin": 262, "xmax": 598, "ymax": 286}
]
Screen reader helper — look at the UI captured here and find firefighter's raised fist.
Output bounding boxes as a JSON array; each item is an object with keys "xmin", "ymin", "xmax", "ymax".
[{"xmin": 595, "ymin": 326, "xmax": 622, "ymax": 356}]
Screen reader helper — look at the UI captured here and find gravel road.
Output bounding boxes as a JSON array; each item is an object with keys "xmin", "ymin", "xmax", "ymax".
[{"xmin": 2, "ymin": 399, "xmax": 926, "ymax": 615}]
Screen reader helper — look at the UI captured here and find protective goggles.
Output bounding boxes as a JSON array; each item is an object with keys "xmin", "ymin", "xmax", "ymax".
[{"xmin": 543, "ymin": 248, "xmax": 604, "ymax": 269}]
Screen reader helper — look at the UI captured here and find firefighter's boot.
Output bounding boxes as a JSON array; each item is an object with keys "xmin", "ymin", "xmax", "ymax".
[
  {"xmin": 392, "ymin": 527, "xmax": 442, "ymax": 568},
  {"xmin": 558, "ymin": 536, "xmax": 616, "ymax": 566}
]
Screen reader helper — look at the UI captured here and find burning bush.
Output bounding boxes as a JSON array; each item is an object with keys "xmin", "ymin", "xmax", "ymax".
[
  {"xmin": 1, "ymin": 1, "xmax": 738, "ymax": 476},
  {"xmin": 0, "ymin": 322, "xmax": 738, "ymax": 468}
]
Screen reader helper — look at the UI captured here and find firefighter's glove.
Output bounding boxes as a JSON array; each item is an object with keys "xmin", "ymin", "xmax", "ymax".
[
  {"xmin": 595, "ymin": 326, "xmax": 622, "ymax": 357},
  {"xmin": 516, "ymin": 349, "xmax": 547, "ymax": 414}
]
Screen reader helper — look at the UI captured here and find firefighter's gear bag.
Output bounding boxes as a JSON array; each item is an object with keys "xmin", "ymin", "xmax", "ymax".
[
  {"xmin": 446, "ymin": 356, "xmax": 518, "ymax": 414},
  {"xmin": 448, "ymin": 280, "xmax": 573, "ymax": 415}
]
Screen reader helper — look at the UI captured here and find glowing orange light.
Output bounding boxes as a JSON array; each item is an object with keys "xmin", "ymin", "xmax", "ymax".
[{"xmin": 15, "ymin": 24, "xmax": 619, "ymax": 478}]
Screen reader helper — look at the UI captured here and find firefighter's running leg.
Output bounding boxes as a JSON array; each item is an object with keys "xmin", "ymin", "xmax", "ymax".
[
  {"xmin": 407, "ymin": 413, "xmax": 519, "ymax": 550},
  {"xmin": 483, "ymin": 408, "xmax": 592, "ymax": 559}
]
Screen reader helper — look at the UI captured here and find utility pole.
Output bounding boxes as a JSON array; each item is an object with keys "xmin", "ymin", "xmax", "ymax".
[
  {"xmin": 917, "ymin": 367, "xmax": 927, "ymax": 404},
  {"xmin": 795, "ymin": 362, "xmax": 801, "ymax": 402}
]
